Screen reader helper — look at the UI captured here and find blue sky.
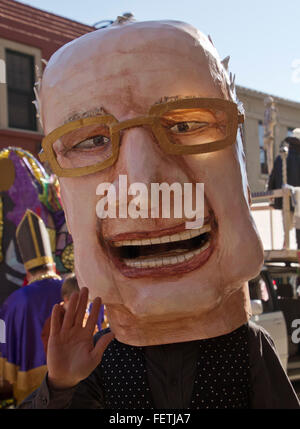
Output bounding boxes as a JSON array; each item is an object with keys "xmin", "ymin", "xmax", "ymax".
[{"xmin": 20, "ymin": 0, "xmax": 300, "ymax": 103}]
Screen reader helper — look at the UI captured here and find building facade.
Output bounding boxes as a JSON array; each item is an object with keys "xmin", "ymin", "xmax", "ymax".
[
  {"xmin": 0, "ymin": 0, "xmax": 299, "ymax": 193},
  {"xmin": 0, "ymin": 0, "xmax": 94, "ymax": 155},
  {"xmin": 237, "ymin": 86, "xmax": 300, "ymax": 193}
]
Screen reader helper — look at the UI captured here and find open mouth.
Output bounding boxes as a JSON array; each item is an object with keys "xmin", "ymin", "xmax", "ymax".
[{"xmin": 104, "ymin": 216, "xmax": 217, "ymax": 278}]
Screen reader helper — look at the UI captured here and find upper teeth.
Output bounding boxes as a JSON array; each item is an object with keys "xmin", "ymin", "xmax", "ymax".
[{"xmin": 112, "ymin": 224, "xmax": 211, "ymax": 247}]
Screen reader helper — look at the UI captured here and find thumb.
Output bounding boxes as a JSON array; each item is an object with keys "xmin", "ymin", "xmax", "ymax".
[{"xmin": 91, "ymin": 331, "xmax": 115, "ymax": 365}]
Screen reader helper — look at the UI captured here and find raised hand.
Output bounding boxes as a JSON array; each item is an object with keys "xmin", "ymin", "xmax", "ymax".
[{"xmin": 47, "ymin": 287, "xmax": 114, "ymax": 390}]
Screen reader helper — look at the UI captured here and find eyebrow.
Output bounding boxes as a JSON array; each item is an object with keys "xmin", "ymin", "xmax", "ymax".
[
  {"xmin": 64, "ymin": 107, "xmax": 107, "ymax": 125},
  {"xmin": 63, "ymin": 95, "xmax": 199, "ymax": 124},
  {"xmin": 154, "ymin": 95, "xmax": 198, "ymax": 104}
]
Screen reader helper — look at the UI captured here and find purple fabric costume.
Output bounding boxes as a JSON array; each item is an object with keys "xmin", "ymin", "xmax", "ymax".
[{"xmin": 0, "ymin": 278, "xmax": 62, "ymax": 372}]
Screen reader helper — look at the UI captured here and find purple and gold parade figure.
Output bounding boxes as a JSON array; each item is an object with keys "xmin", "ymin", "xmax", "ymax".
[
  {"xmin": 0, "ymin": 210, "xmax": 63, "ymax": 404},
  {"xmin": 0, "ymin": 147, "xmax": 74, "ymax": 305}
]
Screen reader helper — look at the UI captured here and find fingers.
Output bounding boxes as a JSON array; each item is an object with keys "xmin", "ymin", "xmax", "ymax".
[
  {"xmin": 50, "ymin": 303, "xmax": 65, "ymax": 336},
  {"xmin": 61, "ymin": 291, "xmax": 79, "ymax": 331},
  {"xmin": 85, "ymin": 296, "xmax": 102, "ymax": 334},
  {"xmin": 74, "ymin": 288, "xmax": 89, "ymax": 326},
  {"xmin": 91, "ymin": 331, "xmax": 115, "ymax": 365}
]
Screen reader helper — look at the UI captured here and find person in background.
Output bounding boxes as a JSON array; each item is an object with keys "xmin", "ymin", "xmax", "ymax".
[
  {"xmin": 61, "ymin": 273, "xmax": 80, "ymax": 310},
  {"xmin": 41, "ymin": 273, "xmax": 78, "ymax": 355},
  {"xmin": 42, "ymin": 274, "xmax": 105, "ymax": 354},
  {"xmin": 268, "ymin": 128, "xmax": 300, "ymax": 249},
  {"xmin": 0, "ymin": 210, "xmax": 62, "ymax": 404},
  {"xmin": 63, "ymin": 275, "xmax": 104, "ymax": 328}
]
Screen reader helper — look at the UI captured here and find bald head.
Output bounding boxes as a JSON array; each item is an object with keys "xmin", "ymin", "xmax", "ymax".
[{"xmin": 40, "ymin": 20, "xmax": 233, "ymax": 132}]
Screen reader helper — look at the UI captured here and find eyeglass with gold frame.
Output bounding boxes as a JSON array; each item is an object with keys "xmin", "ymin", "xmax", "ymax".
[{"xmin": 39, "ymin": 97, "xmax": 244, "ymax": 178}]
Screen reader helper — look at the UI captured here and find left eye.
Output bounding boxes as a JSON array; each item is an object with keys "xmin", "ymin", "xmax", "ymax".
[
  {"xmin": 170, "ymin": 122, "xmax": 208, "ymax": 133},
  {"xmin": 73, "ymin": 135, "xmax": 110, "ymax": 149}
]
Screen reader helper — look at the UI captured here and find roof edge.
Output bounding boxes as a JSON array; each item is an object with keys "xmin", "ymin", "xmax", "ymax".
[
  {"xmin": 10, "ymin": 0, "xmax": 95, "ymax": 30},
  {"xmin": 236, "ymin": 85, "xmax": 300, "ymax": 108}
]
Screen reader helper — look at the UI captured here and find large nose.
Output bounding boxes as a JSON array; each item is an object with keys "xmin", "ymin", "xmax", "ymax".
[{"xmin": 114, "ymin": 125, "xmax": 190, "ymax": 186}]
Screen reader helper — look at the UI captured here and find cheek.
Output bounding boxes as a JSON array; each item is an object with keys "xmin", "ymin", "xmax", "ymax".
[
  {"xmin": 183, "ymin": 147, "xmax": 263, "ymax": 281},
  {"xmin": 183, "ymin": 145, "xmax": 248, "ymax": 219},
  {"xmin": 59, "ymin": 177, "xmax": 99, "ymax": 238},
  {"xmin": 59, "ymin": 177, "xmax": 123, "ymax": 302}
]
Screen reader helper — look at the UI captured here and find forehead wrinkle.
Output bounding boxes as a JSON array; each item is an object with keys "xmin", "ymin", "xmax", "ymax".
[
  {"xmin": 63, "ymin": 107, "xmax": 108, "ymax": 124},
  {"xmin": 154, "ymin": 95, "xmax": 210, "ymax": 105}
]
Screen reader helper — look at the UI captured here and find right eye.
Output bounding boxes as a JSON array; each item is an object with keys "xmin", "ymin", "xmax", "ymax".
[
  {"xmin": 73, "ymin": 135, "xmax": 111, "ymax": 150},
  {"xmin": 169, "ymin": 121, "xmax": 209, "ymax": 134}
]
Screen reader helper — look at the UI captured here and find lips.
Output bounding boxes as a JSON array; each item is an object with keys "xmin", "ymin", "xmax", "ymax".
[{"xmin": 102, "ymin": 214, "xmax": 217, "ymax": 278}]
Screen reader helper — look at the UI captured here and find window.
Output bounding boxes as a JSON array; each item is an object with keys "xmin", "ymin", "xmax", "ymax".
[
  {"xmin": 258, "ymin": 120, "xmax": 268, "ymax": 175},
  {"xmin": 287, "ymin": 127, "xmax": 295, "ymax": 137},
  {"xmin": 6, "ymin": 49, "xmax": 36, "ymax": 131}
]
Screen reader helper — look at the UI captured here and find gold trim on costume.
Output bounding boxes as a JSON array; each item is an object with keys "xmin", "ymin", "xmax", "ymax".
[
  {"xmin": 0, "ymin": 357, "xmax": 48, "ymax": 404},
  {"xmin": 0, "ymin": 355, "xmax": 5, "ymax": 380},
  {"xmin": 46, "ymin": 228, "xmax": 56, "ymax": 253},
  {"xmin": 17, "ymin": 365, "xmax": 48, "ymax": 392},
  {"xmin": 28, "ymin": 272, "xmax": 61, "ymax": 284},
  {"xmin": 0, "ymin": 357, "xmax": 18, "ymax": 385},
  {"xmin": 0, "ymin": 148, "xmax": 45, "ymax": 185},
  {"xmin": 0, "ymin": 158, "xmax": 15, "ymax": 192},
  {"xmin": 61, "ymin": 243, "xmax": 74, "ymax": 271},
  {"xmin": 24, "ymin": 256, "xmax": 53, "ymax": 271}
]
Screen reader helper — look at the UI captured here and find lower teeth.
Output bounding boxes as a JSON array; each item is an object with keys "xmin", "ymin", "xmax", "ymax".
[{"xmin": 123, "ymin": 241, "xmax": 210, "ymax": 268}]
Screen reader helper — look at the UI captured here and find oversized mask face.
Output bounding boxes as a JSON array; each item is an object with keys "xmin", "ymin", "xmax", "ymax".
[{"xmin": 40, "ymin": 20, "xmax": 264, "ymax": 346}]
